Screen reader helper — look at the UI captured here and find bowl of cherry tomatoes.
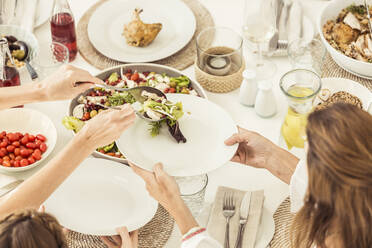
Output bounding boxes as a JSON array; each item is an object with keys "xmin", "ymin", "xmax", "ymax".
[{"xmin": 0, "ymin": 108, "xmax": 57, "ymax": 172}]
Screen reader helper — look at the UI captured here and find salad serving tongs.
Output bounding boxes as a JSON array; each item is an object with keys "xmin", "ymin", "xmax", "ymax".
[{"xmin": 76, "ymin": 82, "xmax": 167, "ymax": 122}]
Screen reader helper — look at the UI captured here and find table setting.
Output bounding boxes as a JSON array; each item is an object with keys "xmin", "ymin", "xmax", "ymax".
[{"xmin": 0, "ymin": 0, "xmax": 372, "ymax": 247}]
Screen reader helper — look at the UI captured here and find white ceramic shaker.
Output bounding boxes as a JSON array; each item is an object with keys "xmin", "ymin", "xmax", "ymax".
[
  {"xmin": 239, "ymin": 69, "xmax": 257, "ymax": 107},
  {"xmin": 254, "ymin": 80, "xmax": 277, "ymax": 118}
]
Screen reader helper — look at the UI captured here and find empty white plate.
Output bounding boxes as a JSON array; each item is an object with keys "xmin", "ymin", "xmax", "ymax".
[
  {"xmin": 88, "ymin": 0, "xmax": 196, "ymax": 63},
  {"xmin": 44, "ymin": 158, "xmax": 158, "ymax": 235},
  {"xmin": 117, "ymin": 94, "xmax": 238, "ymax": 177}
]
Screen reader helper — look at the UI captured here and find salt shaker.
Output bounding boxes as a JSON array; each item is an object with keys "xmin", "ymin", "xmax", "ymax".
[
  {"xmin": 255, "ymin": 80, "xmax": 277, "ymax": 118},
  {"xmin": 239, "ymin": 69, "xmax": 257, "ymax": 106}
]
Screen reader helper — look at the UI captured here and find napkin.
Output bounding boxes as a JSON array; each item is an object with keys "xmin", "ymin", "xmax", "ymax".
[
  {"xmin": 207, "ymin": 186, "xmax": 265, "ymax": 248},
  {"xmin": 0, "ymin": 173, "xmax": 21, "ymax": 197}
]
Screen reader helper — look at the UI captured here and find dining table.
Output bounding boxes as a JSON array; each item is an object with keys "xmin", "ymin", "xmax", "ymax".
[{"xmin": 4, "ymin": 0, "xmax": 330, "ymax": 246}]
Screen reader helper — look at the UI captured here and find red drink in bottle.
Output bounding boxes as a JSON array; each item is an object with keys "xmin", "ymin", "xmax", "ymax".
[
  {"xmin": 50, "ymin": 0, "xmax": 77, "ymax": 62},
  {"xmin": 0, "ymin": 67, "xmax": 20, "ymax": 87},
  {"xmin": 51, "ymin": 12, "xmax": 77, "ymax": 62}
]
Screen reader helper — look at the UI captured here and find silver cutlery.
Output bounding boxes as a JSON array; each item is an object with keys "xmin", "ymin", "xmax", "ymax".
[
  {"xmin": 0, "ymin": 179, "xmax": 23, "ymax": 198},
  {"xmin": 234, "ymin": 192, "xmax": 252, "ymax": 248},
  {"xmin": 222, "ymin": 192, "xmax": 236, "ymax": 248}
]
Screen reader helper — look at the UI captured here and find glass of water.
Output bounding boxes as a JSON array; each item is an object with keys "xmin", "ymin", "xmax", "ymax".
[
  {"xmin": 31, "ymin": 41, "xmax": 69, "ymax": 80},
  {"xmin": 287, "ymin": 38, "xmax": 325, "ymax": 76},
  {"xmin": 175, "ymin": 174, "xmax": 208, "ymax": 217}
]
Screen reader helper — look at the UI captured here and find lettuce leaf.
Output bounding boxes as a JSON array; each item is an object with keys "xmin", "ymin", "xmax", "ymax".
[{"xmin": 62, "ymin": 116, "xmax": 85, "ymax": 133}]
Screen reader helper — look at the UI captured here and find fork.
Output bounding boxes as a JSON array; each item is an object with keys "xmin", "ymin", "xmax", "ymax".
[{"xmin": 222, "ymin": 192, "xmax": 236, "ymax": 248}]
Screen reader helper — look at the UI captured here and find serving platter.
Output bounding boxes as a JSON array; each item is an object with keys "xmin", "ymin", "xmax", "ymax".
[
  {"xmin": 69, "ymin": 63, "xmax": 207, "ymax": 164},
  {"xmin": 116, "ymin": 94, "xmax": 239, "ymax": 177},
  {"xmin": 88, "ymin": 0, "xmax": 196, "ymax": 63},
  {"xmin": 44, "ymin": 158, "xmax": 157, "ymax": 235}
]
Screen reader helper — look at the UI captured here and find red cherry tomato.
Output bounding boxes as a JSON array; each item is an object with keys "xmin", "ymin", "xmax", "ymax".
[
  {"xmin": 2, "ymin": 160, "xmax": 11, "ymax": 167},
  {"xmin": 20, "ymin": 159, "xmax": 29, "ymax": 167},
  {"xmin": 8, "ymin": 153, "xmax": 15, "ymax": 160},
  {"xmin": 0, "ymin": 141, "xmax": 7, "ymax": 148},
  {"xmin": 40, "ymin": 143, "xmax": 47, "ymax": 153},
  {"xmin": 34, "ymin": 140, "xmax": 41, "ymax": 148},
  {"xmin": 36, "ymin": 134, "xmax": 47, "ymax": 142},
  {"xmin": 28, "ymin": 157, "xmax": 35, "ymax": 165},
  {"xmin": 0, "ymin": 131, "xmax": 5, "ymax": 139},
  {"xmin": 131, "ymin": 73, "xmax": 139, "ymax": 81},
  {"xmin": 15, "ymin": 132, "xmax": 22, "ymax": 139},
  {"xmin": 0, "ymin": 158, "xmax": 2, "ymax": 164},
  {"xmin": 26, "ymin": 143, "xmax": 35, "ymax": 149},
  {"xmin": 20, "ymin": 149, "xmax": 29, "ymax": 157},
  {"xmin": 10, "ymin": 160, "xmax": 14, "ymax": 167},
  {"xmin": 12, "ymin": 141, "xmax": 20, "ymax": 147},
  {"xmin": 6, "ymin": 145, "xmax": 15, "ymax": 153},
  {"xmin": 21, "ymin": 136, "xmax": 28, "ymax": 145},
  {"xmin": 8, "ymin": 133, "xmax": 18, "ymax": 142},
  {"xmin": 2, "ymin": 156, "xmax": 9, "ymax": 161},
  {"xmin": 14, "ymin": 160, "xmax": 20, "ymax": 167},
  {"xmin": 14, "ymin": 148, "xmax": 20, "ymax": 156},
  {"xmin": 32, "ymin": 152, "xmax": 41, "ymax": 161},
  {"xmin": 15, "ymin": 155, "xmax": 22, "ymax": 161},
  {"xmin": 169, "ymin": 88, "xmax": 176, "ymax": 93},
  {"xmin": 28, "ymin": 135, "xmax": 35, "ymax": 142},
  {"xmin": 0, "ymin": 149, "xmax": 6, "ymax": 157}
]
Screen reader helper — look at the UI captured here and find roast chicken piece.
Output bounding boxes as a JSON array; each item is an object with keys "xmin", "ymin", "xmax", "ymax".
[
  {"xmin": 123, "ymin": 9, "xmax": 162, "ymax": 47},
  {"xmin": 331, "ymin": 23, "xmax": 359, "ymax": 48}
]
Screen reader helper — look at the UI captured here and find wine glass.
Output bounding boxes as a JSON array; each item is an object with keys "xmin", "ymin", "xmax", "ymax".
[{"xmin": 243, "ymin": 0, "xmax": 277, "ymax": 75}]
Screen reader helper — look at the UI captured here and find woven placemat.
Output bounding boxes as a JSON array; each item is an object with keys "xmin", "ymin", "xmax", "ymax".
[
  {"xmin": 66, "ymin": 205, "xmax": 174, "ymax": 248},
  {"xmin": 77, "ymin": 0, "xmax": 214, "ymax": 70},
  {"xmin": 269, "ymin": 197, "xmax": 294, "ymax": 248},
  {"xmin": 321, "ymin": 53, "xmax": 372, "ymax": 91}
]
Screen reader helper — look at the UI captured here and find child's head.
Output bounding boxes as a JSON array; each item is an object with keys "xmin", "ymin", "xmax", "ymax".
[{"xmin": 0, "ymin": 209, "xmax": 66, "ymax": 248}]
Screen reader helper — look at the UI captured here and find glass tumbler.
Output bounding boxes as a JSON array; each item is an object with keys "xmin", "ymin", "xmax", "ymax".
[
  {"xmin": 31, "ymin": 41, "xmax": 69, "ymax": 80},
  {"xmin": 175, "ymin": 174, "xmax": 208, "ymax": 217},
  {"xmin": 196, "ymin": 27, "xmax": 243, "ymax": 76}
]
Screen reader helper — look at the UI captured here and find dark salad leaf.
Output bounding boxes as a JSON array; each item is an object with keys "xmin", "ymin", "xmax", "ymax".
[{"xmin": 166, "ymin": 120, "xmax": 186, "ymax": 143}]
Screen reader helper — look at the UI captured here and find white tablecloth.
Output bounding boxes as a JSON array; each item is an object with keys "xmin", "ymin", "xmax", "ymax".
[{"xmin": 6, "ymin": 0, "xmax": 329, "ymax": 246}]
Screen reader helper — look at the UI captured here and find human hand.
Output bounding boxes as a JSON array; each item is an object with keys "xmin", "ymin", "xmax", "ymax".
[
  {"xmin": 130, "ymin": 162, "xmax": 198, "ymax": 235},
  {"xmin": 76, "ymin": 104, "xmax": 135, "ymax": 151},
  {"xmin": 130, "ymin": 163, "xmax": 182, "ymax": 212},
  {"xmin": 39, "ymin": 65, "xmax": 103, "ymax": 101},
  {"xmin": 224, "ymin": 126, "xmax": 277, "ymax": 169},
  {"xmin": 101, "ymin": 227, "xmax": 138, "ymax": 248}
]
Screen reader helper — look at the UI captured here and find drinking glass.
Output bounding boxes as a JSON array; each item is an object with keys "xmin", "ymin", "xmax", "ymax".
[
  {"xmin": 243, "ymin": 0, "xmax": 277, "ymax": 75},
  {"xmin": 196, "ymin": 27, "xmax": 243, "ymax": 76},
  {"xmin": 175, "ymin": 174, "xmax": 208, "ymax": 217},
  {"xmin": 288, "ymin": 38, "xmax": 325, "ymax": 75},
  {"xmin": 31, "ymin": 41, "xmax": 69, "ymax": 80}
]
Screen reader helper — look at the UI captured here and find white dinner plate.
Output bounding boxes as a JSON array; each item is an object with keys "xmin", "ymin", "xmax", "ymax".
[
  {"xmin": 117, "ymin": 94, "xmax": 239, "ymax": 177},
  {"xmin": 34, "ymin": 0, "xmax": 54, "ymax": 28},
  {"xmin": 88, "ymin": 0, "xmax": 196, "ymax": 63},
  {"xmin": 0, "ymin": 108, "xmax": 57, "ymax": 173},
  {"xmin": 44, "ymin": 158, "xmax": 158, "ymax": 235},
  {"xmin": 315, "ymin": 78, "xmax": 372, "ymax": 113}
]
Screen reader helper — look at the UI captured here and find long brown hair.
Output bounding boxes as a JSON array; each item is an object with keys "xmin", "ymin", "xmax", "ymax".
[
  {"xmin": 0, "ymin": 209, "xmax": 66, "ymax": 248},
  {"xmin": 292, "ymin": 103, "xmax": 372, "ymax": 248}
]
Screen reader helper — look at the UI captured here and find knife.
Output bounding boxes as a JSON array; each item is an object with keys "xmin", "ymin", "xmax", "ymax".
[{"xmin": 234, "ymin": 192, "xmax": 251, "ymax": 248}]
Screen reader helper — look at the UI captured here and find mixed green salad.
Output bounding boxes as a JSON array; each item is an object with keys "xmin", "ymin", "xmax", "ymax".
[{"xmin": 62, "ymin": 68, "xmax": 196, "ymax": 158}]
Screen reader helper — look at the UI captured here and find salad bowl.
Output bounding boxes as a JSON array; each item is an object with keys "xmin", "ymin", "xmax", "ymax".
[{"xmin": 68, "ymin": 63, "xmax": 207, "ymax": 164}]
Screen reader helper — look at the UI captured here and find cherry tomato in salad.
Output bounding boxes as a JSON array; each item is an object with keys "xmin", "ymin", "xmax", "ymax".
[
  {"xmin": 131, "ymin": 73, "xmax": 139, "ymax": 81},
  {"xmin": 3, "ymin": 156, "xmax": 9, "ymax": 161},
  {"xmin": 0, "ymin": 149, "xmax": 6, "ymax": 157},
  {"xmin": 12, "ymin": 141, "xmax": 20, "ymax": 147},
  {"xmin": 169, "ymin": 88, "xmax": 176, "ymax": 93},
  {"xmin": 106, "ymin": 152, "xmax": 115, "ymax": 157},
  {"xmin": 15, "ymin": 155, "xmax": 22, "ymax": 161},
  {"xmin": 20, "ymin": 149, "xmax": 29, "ymax": 157},
  {"xmin": 21, "ymin": 136, "xmax": 28, "ymax": 145},
  {"xmin": 0, "ymin": 131, "xmax": 5, "ymax": 139},
  {"xmin": 28, "ymin": 135, "xmax": 35, "ymax": 142},
  {"xmin": 14, "ymin": 160, "xmax": 20, "ymax": 167},
  {"xmin": 28, "ymin": 157, "xmax": 35, "ymax": 165},
  {"xmin": 98, "ymin": 149, "xmax": 105, "ymax": 154},
  {"xmin": 0, "ymin": 141, "xmax": 7, "ymax": 148},
  {"xmin": 2, "ymin": 160, "xmax": 10, "ymax": 167},
  {"xmin": 26, "ymin": 143, "xmax": 35, "ymax": 149},
  {"xmin": 9, "ymin": 153, "xmax": 15, "ymax": 160},
  {"xmin": 14, "ymin": 148, "xmax": 20, "ymax": 156},
  {"xmin": 6, "ymin": 145, "xmax": 15, "ymax": 153},
  {"xmin": 7, "ymin": 133, "xmax": 17, "ymax": 142}
]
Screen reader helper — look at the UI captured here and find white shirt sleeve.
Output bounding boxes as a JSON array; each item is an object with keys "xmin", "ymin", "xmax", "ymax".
[
  {"xmin": 289, "ymin": 159, "xmax": 308, "ymax": 213},
  {"xmin": 181, "ymin": 231, "xmax": 222, "ymax": 248}
]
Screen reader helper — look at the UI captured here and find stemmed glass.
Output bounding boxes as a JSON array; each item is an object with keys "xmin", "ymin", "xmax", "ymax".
[{"xmin": 243, "ymin": 0, "xmax": 277, "ymax": 75}]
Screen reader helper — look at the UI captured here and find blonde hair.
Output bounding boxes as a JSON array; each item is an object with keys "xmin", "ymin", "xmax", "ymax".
[
  {"xmin": 0, "ymin": 209, "xmax": 67, "ymax": 248},
  {"xmin": 292, "ymin": 103, "xmax": 372, "ymax": 248}
]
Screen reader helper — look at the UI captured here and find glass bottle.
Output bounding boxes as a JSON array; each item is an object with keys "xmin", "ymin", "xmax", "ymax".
[
  {"xmin": 50, "ymin": 0, "xmax": 77, "ymax": 62},
  {"xmin": 279, "ymin": 69, "xmax": 321, "ymax": 156},
  {"xmin": 0, "ymin": 38, "xmax": 22, "ymax": 107}
]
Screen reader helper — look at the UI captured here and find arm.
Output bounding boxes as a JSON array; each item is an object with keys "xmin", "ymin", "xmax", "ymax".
[
  {"xmin": 0, "ymin": 104, "xmax": 135, "ymax": 219},
  {"xmin": 225, "ymin": 127, "xmax": 299, "ymax": 184},
  {"xmin": 0, "ymin": 65, "xmax": 102, "ymax": 110}
]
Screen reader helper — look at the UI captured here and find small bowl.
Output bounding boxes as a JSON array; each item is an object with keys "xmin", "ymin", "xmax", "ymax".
[
  {"xmin": 69, "ymin": 63, "xmax": 207, "ymax": 164},
  {"xmin": 0, "ymin": 108, "xmax": 57, "ymax": 172},
  {"xmin": 0, "ymin": 25, "xmax": 39, "ymax": 66}
]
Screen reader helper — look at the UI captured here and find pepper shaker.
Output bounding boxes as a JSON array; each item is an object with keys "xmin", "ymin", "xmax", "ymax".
[
  {"xmin": 239, "ymin": 69, "xmax": 257, "ymax": 107},
  {"xmin": 255, "ymin": 80, "xmax": 277, "ymax": 118}
]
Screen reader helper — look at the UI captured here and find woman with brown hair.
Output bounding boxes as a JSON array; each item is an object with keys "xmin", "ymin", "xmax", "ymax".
[{"xmin": 129, "ymin": 103, "xmax": 372, "ymax": 248}]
